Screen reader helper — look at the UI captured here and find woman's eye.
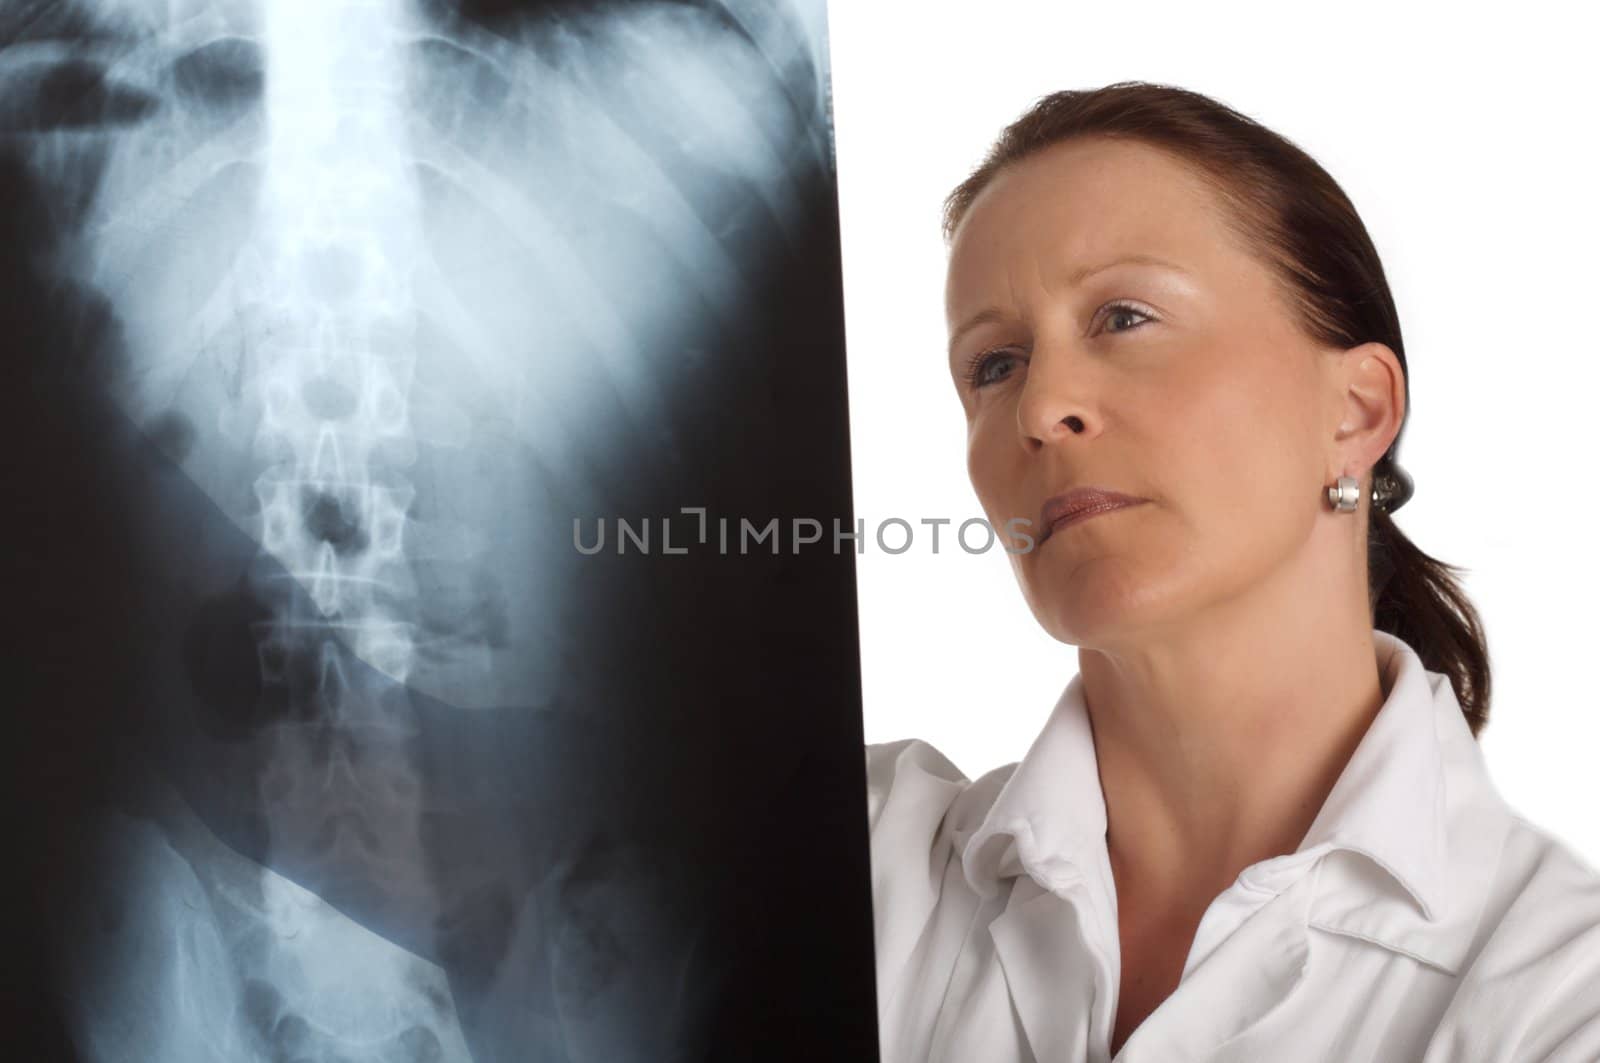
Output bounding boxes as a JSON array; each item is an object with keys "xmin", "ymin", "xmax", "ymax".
[
  {"xmin": 1101, "ymin": 302, "xmax": 1155, "ymax": 333},
  {"xmin": 965, "ymin": 350, "xmax": 1021, "ymax": 390}
]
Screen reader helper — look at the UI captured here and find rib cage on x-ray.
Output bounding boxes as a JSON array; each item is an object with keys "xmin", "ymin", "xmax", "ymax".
[{"xmin": 0, "ymin": 1, "xmax": 875, "ymax": 1060}]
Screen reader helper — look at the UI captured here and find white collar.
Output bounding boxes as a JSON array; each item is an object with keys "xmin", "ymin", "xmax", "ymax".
[{"xmin": 954, "ymin": 628, "xmax": 1511, "ymax": 975}]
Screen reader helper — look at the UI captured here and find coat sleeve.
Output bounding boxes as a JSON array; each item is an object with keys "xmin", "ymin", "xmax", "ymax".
[
  {"xmin": 1513, "ymin": 888, "xmax": 1600, "ymax": 1063},
  {"xmin": 1514, "ymin": 926, "xmax": 1600, "ymax": 1062},
  {"xmin": 1437, "ymin": 822, "xmax": 1600, "ymax": 1063},
  {"xmin": 863, "ymin": 739, "xmax": 971, "ymax": 1005}
]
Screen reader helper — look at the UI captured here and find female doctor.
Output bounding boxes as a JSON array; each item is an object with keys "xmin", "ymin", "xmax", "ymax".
[{"xmin": 865, "ymin": 81, "xmax": 1600, "ymax": 1063}]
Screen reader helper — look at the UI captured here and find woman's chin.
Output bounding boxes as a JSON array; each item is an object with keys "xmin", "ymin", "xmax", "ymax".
[{"xmin": 1022, "ymin": 565, "xmax": 1169, "ymax": 647}]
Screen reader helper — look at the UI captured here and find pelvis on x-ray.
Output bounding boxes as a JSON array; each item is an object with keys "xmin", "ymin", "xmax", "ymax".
[{"xmin": 0, "ymin": 1, "xmax": 876, "ymax": 1060}]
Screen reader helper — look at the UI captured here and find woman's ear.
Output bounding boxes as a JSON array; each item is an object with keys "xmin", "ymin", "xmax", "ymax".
[{"xmin": 1329, "ymin": 341, "xmax": 1406, "ymax": 471}]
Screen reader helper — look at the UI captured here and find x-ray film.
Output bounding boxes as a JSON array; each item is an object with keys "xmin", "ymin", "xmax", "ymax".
[{"xmin": 1, "ymin": 1, "xmax": 876, "ymax": 1059}]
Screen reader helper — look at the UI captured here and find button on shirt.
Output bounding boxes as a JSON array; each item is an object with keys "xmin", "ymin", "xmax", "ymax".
[{"xmin": 866, "ymin": 630, "xmax": 1600, "ymax": 1062}]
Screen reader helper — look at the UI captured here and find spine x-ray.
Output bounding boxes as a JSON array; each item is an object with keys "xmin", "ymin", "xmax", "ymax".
[{"xmin": 1, "ymin": 1, "xmax": 876, "ymax": 1059}]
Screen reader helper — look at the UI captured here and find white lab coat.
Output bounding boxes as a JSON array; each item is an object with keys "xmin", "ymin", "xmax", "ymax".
[{"xmin": 866, "ymin": 629, "xmax": 1600, "ymax": 1062}]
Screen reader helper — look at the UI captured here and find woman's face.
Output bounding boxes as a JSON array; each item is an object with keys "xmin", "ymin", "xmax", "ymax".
[{"xmin": 946, "ymin": 136, "xmax": 1379, "ymax": 647}]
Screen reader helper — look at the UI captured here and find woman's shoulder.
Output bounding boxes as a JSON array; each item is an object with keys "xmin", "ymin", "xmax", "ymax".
[
  {"xmin": 864, "ymin": 738, "xmax": 1017, "ymax": 850},
  {"xmin": 1499, "ymin": 811, "xmax": 1600, "ymax": 886},
  {"xmin": 1481, "ymin": 812, "xmax": 1600, "ymax": 939},
  {"xmin": 864, "ymin": 739, "xmax": 967, "ymax": 832},
  {"xmin": 863, "ymin": 739, "xmax": 1020, "ymax": 1001}
]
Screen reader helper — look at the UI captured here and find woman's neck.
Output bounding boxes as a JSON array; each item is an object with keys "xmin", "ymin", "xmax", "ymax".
[{"xmin": 1076, "ymin": 564, "xmax": 1385, "ymax": 908}]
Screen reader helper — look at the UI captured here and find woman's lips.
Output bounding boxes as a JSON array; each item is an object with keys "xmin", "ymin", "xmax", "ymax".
[{"xmin": 1038, "ymin": 489, "xmax": 1147, "ymax": 544}]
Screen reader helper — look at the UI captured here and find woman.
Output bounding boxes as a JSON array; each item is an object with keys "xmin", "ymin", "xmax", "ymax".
[{"xmin": 866, "ymin": 81, "xmax": 1600, "ymax": 1063}]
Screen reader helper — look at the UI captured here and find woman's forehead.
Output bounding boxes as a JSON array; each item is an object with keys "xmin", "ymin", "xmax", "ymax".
[
  {"xmin": 945, "ymin": 139, "xmax": 1236, "ymax": 311},
  {"xmin": 963, "ymin": 137, "xmax": 1221, "ymax": 233}
]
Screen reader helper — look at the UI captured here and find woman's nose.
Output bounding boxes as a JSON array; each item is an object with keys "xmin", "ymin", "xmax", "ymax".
[{"xmin": 1016, "ymin": 354, "xmax": 1092, "ymax": 451}]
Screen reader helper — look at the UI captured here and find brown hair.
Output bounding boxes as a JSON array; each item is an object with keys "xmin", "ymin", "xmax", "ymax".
[{"xmin": 942, "ymin": 81, "xmax": 1491, "ymax": 736}]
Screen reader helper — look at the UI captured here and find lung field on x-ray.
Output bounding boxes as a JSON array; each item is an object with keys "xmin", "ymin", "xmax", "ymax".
[{"xmin": 0, "ymin": 1, "xmax": 874, "ymax": 1060}]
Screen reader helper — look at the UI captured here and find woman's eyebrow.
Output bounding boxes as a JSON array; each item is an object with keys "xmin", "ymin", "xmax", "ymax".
[
  {"xmin": 948, "ymin": 253, "xmax": 1190, "ymax": 356},
  {"xmin": 948, "ymin": 308, "xmax": 1009, "ymax": 357}
]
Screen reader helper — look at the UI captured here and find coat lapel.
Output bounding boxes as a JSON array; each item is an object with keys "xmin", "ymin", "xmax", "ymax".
[{"xmin": 1116, "ymin": 866, "xmax": 1317, "ymax": 1061}]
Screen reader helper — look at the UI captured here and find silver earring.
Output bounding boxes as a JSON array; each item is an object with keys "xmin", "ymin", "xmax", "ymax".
[{"xmin": 1327, "ymin": 475, "xmax": 1360, "ymax": 512}]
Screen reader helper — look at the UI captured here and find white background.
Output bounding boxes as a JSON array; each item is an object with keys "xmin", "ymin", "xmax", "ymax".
[{"xmin": 826, "ymin": 0, "xmax": 1600, "ymax": 867}]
